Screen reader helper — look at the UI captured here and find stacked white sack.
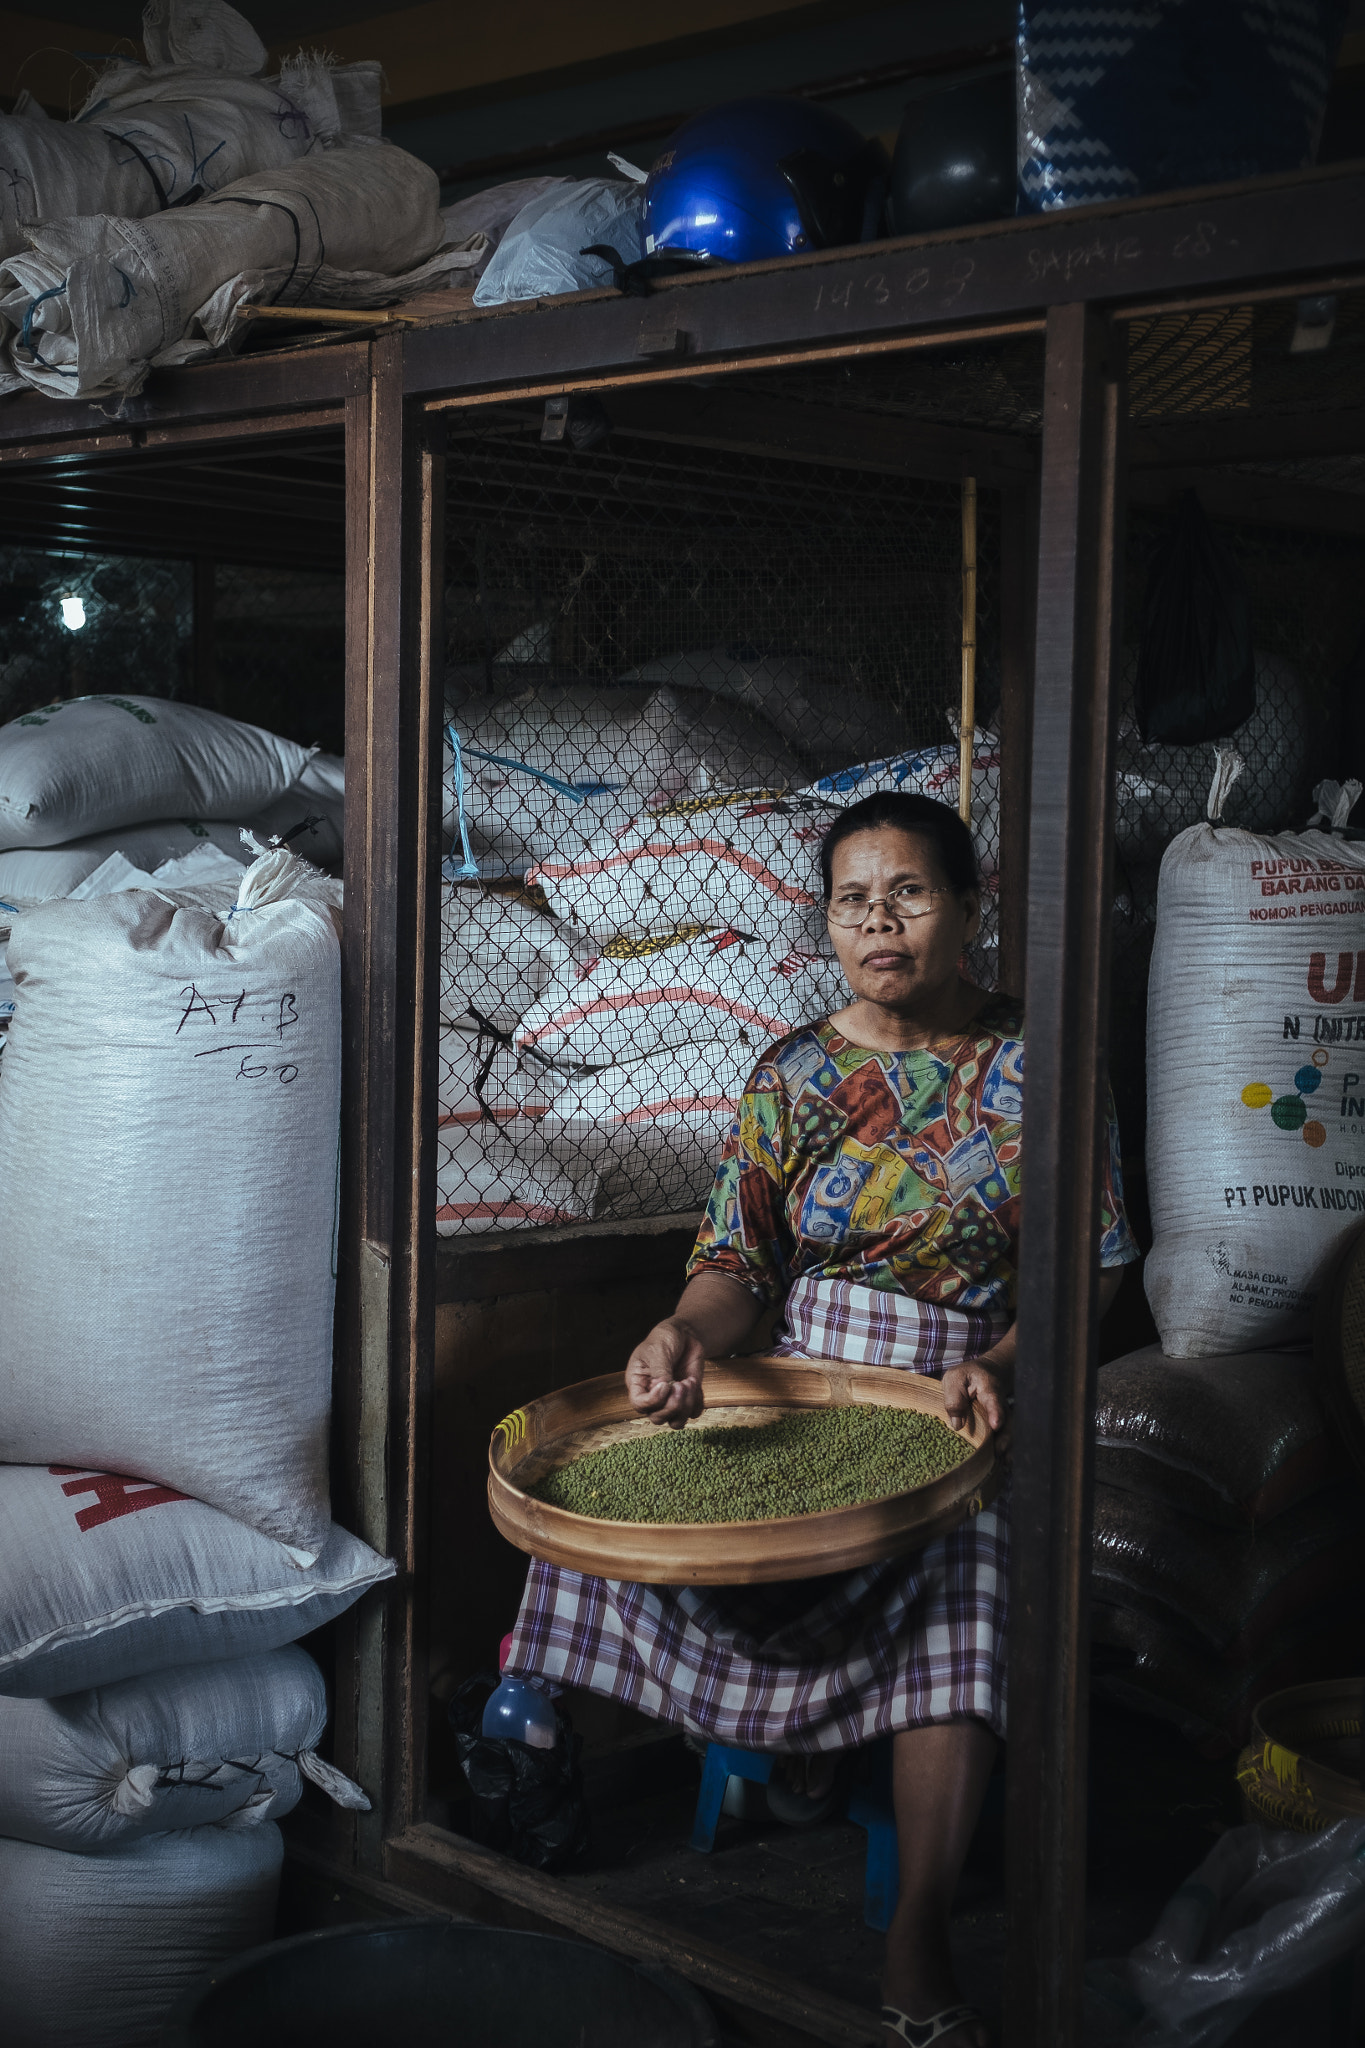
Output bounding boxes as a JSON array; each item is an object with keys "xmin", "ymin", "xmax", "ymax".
[
  {"xmin": 0, "ymin": 1823, "xmax": 283, "ymax": 2048},
  {"xmin": 0, "ymin": 1645, "xmax": 357, "ymax": 1849},
  {"xmin": 529, "ymin": 789, "xmax": 838, "ymax": 949},
  {"xmin": 0, "ymin": 848, "xmax": 341, "ymax": 1556},
  {"xmin": 434, "ymin": 885, "xmax": 598, "ymax": 1226},
  {"xmin": 0, "ymin": 0, "xmax": 382, "ymax": 267},
  {"xmin": 1145, "ymin": 756, "xmax": 1365, "ymax": 1356},
  {"xmin": 621, "ymin": 648, "xmax": 905, "ymax": 777},
  {"xmin": 0, "ymin": 747, "xmax": 346, "ymax": 897},
  {"xmin": 517, "ymin": 926, "xmax": 846, "ymax": 1067},
  {"xmin": 444, "ymin": 685, "xmax": 801, "ymax": 878},
  {"xmin": 0, "ymin": 1462, "xmax": 392, "ymax": 1696},
  {"xmin": 538, "ymin": 1044, "xmax": 744, "ymax": 1215},
  {"xmin": 0, "ymin": 693, "xmax": 311, "ymax": 848},
  {"xmin": 1, "ymin": 140, "xmax": 445, "ymax": 399}
]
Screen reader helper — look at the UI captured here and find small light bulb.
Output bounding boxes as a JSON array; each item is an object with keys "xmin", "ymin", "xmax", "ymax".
[{"xmin": 60, "ymin": 595, "xmax": 86, "ymax": 631}]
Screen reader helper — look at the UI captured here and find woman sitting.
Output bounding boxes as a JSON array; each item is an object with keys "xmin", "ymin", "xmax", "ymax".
[{"xmin": 505, "ymin": 790, "xmax": 1137, "ymax": 2047}]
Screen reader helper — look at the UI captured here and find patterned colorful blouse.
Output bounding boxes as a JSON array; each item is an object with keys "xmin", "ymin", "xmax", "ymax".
[{"xmin": 686, "ymin": 996, "xmax": 1138, "ymax": 1315}]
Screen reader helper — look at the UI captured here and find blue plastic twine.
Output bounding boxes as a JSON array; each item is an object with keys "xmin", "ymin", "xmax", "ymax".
[{"xmin": 443, "ymin": 724, "xmax": 481, "ymax": 881}]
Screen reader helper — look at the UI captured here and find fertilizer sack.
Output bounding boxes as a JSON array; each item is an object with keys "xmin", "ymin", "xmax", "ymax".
[
  {"xmin": 530, "ymin": 791, "xmax": 837, "ymax": 948},
  {"xmin": 0, "ymin": 1462, "xmax": 392, "ymax": 1698},
  {"xmin": 1145, "ymin": 796, "xmax": 1365, "ymax": 1354},
  {"xmin": 0, "ymin": 1644, "xmax": 368, "ymax": 1852},
  {"xmin": 517, "ymin": 926, "xmax": 845, "ymax": 1067},
  {"xmin": 0, "ymin": 849, "xmax": 341, "ymax": 1555},
  {"xmin": 1, "ymin": 141, "xmax": 444, "ymax": 399},
  {"xmin": 436, "ymin": 1122, "xmax": 599, "ymax": 1234},
  {"xmin": 244, "ymin": 749, "xmax": 345, "ymax": 865},
  {"xmin": 0, "ymin": 694, "xmax": 310, "ymax": 850},
  {"xmin": 0, "ymin": 1821, "xmax": 282, "ymax": 2048}
]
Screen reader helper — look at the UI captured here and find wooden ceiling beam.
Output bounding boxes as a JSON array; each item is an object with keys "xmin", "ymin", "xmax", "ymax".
[{"xmin": 587, "ymin": 382, "xmax": 1036, "ymax": 486}]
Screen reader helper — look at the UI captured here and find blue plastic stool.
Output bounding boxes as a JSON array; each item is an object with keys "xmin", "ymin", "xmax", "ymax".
[{"xmin": 690, "ymin": 1741, "xmax": 900, "ymax": 1932}]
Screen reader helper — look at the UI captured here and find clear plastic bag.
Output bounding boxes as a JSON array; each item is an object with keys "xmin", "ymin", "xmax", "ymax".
[
  {"xmin": 1126, "ymin": 1820, "xmax": 1365, "ymax": 2046},
  {"xmin": 472, "ymin": 177, "xmax": 645, "ymax": 306}
]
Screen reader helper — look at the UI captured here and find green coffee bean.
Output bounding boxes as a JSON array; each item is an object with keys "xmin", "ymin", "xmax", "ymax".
[{"xmin": 531, "ymin": 1404, "xmax": 973, "ymax": 1525}]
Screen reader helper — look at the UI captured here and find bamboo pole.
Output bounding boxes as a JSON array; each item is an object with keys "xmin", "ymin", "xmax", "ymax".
[{"xmin": 959, "ymin": 474, "xmax": 978, "ymax": 827}]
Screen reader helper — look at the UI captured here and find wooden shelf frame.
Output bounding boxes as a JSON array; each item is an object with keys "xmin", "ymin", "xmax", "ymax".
[{"xmin": 0, "ymin": 159, "xmax": 1362, "ymax": 2048}]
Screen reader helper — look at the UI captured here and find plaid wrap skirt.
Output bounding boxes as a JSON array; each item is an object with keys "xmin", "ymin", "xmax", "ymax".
[{"xmin": 505, "ymin": 1275, "xmax": 1010, "ymax": 1749}]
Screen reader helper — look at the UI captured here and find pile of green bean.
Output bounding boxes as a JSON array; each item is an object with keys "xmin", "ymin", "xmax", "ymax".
[{"xmin": 532, "ymin": 1404, "xmax": 972, "ymax": 1525}]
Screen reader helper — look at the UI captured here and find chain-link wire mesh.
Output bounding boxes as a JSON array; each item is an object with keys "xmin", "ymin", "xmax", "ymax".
[{"xmin": 435, "ymin": 413, "xmax": 1004, "ymax": 1234}]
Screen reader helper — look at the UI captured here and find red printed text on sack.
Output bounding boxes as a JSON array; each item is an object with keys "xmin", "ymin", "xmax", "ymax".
[{"xmin": 49, "ymin": 1467, "xmax": 190, "ymax": 1532}]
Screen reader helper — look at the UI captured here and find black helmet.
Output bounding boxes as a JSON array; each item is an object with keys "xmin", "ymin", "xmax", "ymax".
[{"xmin": 890, "ymin": 65, "xmax": 1016, "ymax": 237}]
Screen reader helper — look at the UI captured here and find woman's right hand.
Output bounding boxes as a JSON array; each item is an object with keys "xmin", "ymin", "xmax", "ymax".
[{"xmin": 625, "ymin": 1316, "xmax": 707, "ymax": 1428}]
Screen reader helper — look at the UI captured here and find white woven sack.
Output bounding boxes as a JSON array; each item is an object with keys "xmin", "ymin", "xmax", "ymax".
[
  {"xmin": 0, "ymin": 0, "xmax": 365, "ymax": 266},
  {"xmin": 529, "ymin": 791, "xmax": 837, "ymax": 947},
  {"xmin": 445, "ymin": 685, "xmax": 799, "ymax": 877},
  {"xmin": 803, "ymin": 736, "xmax": 1001, "ymax": 878},
  {"xmin": 436, "ymin": 1123, "xmax": 598, "ymax": 1235},
  {"xmin": 0, "ymin": 694, "xmax": 311, "ymax": 850},
  {"xmin": 438, "ymin": 1023, "xmax": 555, "ymax": 1128},
  {"xmin": 539, "ymin": 1043, "xmax": 747, "ymax": 1216},
  {"xmin": 243, "ymin": 751, "xmax": 345, "ymax": 865},
  {"xmin": 0, "ymin": 816, "xmax": 248, "ymax": 897},
  {"xmin": 0, "ymin": 1644, "xmax": 368, "ymax": 1851},
  {"xmin": 0, "ymin": 849, "xmax": 340, "ymax": 1555},
  {"xmin": 1146, "ymin": 762, "xmax": 1365, "ymax": 1355},
  {"xmin": 439, "ymin": 885, "xmax": 585, "ymax": 1032},
  {"xmin": 1, "ymin": 142, "xmax": 444, "ymax": 399},
  {"xmin": 621, "ymin": 647, "xmax": 904, "ymax": 774},
  {"xmin": 517, "ymin": 926, "xmax": 846, "ymax": 1066},
  {"xmin": 0, "ymin": 1821, "xmax": 282, "ymax": 2048},
  {"xmin": 0, "ymin": 1463, "xmax": 392, "ymax": 1698}
]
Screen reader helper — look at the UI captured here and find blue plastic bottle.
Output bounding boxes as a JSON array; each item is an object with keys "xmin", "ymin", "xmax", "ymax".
[{"xmin": 481, "ymin": 1635, "xmax": 558, "ymax": 1750}]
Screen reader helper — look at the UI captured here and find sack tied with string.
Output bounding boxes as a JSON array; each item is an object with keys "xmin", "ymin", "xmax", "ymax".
[
  {"xmin": 1146, "ymin": 756, "xmax": 1365, "ymax": 1354},
  {"xmin": 0, "ymin": 0, "xmax": 384, "ymax": 266},
  {"xmin": 1, "ymin": 140, "xmax": 444, "ymax": 399},
  {"xmin": 0, "ymin": 849, "xmax": 341, "ymax": 1556},
  {"xmin": 0, "ymin": 1644, "xmax": 369, "ymax": 1852}
]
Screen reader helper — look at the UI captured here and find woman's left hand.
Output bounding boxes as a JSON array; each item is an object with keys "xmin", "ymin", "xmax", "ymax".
[{"xmin": 941, "ymin": 1361, "xmax": 1012, "ymax": 1445}]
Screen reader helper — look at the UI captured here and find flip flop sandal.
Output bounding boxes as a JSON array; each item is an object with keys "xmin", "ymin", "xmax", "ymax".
[{"xmin": 880, "ymin": 2004, "xmax": 984, "ymax": 2046}]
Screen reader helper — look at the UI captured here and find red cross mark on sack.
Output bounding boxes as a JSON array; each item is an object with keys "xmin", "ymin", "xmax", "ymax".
[{"xmin": 49, "ymin": 1467, "xmax": 190, "ymax": 1532}]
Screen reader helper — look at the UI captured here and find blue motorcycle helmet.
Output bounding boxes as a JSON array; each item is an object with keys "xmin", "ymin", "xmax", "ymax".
[{"xmin": 643, "ymin": 96, "xmax": 887, "ymax": 267}]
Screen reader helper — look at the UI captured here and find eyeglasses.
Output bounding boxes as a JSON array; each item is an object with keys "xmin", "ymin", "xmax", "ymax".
[{"xmin": 825, "ymin": 883, "xmax": 949, "ymax": 928}]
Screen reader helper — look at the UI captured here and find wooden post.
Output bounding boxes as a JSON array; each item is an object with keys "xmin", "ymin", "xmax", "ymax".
[
  {"xmin": 333, "ymin": 333, "xmax": 445, "ymax": 1869},
  {"xmin": 1004, "ymin": 302, "xmax": 1127, "ymax": 2047},
  {"xmin": 959, "ymin": 475, "xmax": 978, "ymax": 828},
  {"xmin": 995, "ymin": 483, "xmax": 1038, "ymax": 996}
]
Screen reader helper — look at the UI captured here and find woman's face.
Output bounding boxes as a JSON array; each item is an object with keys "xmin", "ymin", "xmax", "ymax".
[{"xmin": 826, "ymin": 826, "xmax": 980, "ymax": 1010}]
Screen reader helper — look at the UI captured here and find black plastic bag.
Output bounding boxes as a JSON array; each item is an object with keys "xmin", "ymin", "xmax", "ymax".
[
  {"xmin": 448, "ymin": 1673, "xmax": 590, "ymax": 1871},
  {"xmin": 1135, "ymin": 491, "xmax": 1255, "ymax": 745}
]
